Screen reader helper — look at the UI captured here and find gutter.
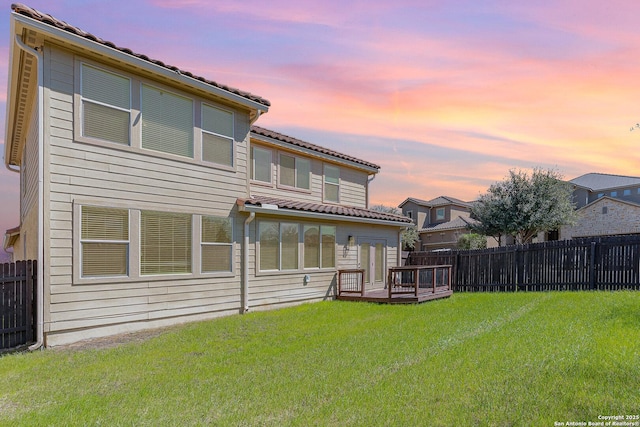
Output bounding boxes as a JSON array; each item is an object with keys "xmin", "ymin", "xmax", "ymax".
[
  {"xmin": 242, "ymin": 212, "xmax": 255, "ymax": 313},
  {"xmin": 14, "ymin": 34, "xmax": 45, "ymax": 351}
]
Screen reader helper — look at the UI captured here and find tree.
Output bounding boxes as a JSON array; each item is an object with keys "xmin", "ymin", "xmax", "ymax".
[
  {"xmin": 457, "ymin": 233, "xmax": 487, "ymax": 250},
  {"xmin": 370, "ymin": 204, "xmax": 420, "ymax": 250},
  {"xmin": 469, "ymin": 168, "xmax": 576, "ymax": 244}
]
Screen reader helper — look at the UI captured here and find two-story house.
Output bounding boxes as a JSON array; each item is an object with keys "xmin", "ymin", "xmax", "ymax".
[
  {"xmin": 2, "ymin": 4, "xmax": 411, "ymax": 347},
  {"xmin": 398, "ymin": 196, "xmax": 488, "ymax": 250},
  {"xmin": 561, "ymin": 173, "xmax": 640, "ymax": 239}
]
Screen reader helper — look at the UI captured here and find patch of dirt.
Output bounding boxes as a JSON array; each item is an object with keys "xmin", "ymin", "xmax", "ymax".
[{"xmin": 50, "ymin": 326, "xmax": 176, "ymax": 352}]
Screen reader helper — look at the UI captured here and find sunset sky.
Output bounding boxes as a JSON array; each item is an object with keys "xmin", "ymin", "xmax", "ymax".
[{"xmin": 1, "ymin": 0, "xmax": 640, "ymax": 240}]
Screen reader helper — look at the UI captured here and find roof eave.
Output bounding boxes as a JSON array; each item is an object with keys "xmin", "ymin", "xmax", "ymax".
[{"xmin": 238, "ymin": 204, "xmax": 411, "ymax": 227}]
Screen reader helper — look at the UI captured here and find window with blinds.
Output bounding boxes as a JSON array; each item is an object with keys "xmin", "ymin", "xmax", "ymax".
[
  {"xmin": 303, "ymin": 225, "xmax": 335, "ymax": 269},
  {"xmin": 281, "ymin": 223, "xmax": 299, "ymax": 270},
  {"xmin": 260, "ymin": 222, "xmax": 334, "ymax": 272},
  {"xmin": 280, "ymin": 154, "xmax": 310, "ymax": 190},
  {"xmin": 141, "ymin": 211, "xmax": 192, "ymax": 275},
  {"xmin": 81, "ymin": 206, "xmax": 129, "ymax": 277},
  {"xmin": 201, "ymin": 216, "xmax": 233, "ymax": 273},
  {"xmin": 202, "ymin": 104, "xmax": 234, "ymax": 166},
  {"xmin": 321, "ymin": 226, "xmax": 336, "ymax": 268},
  {"xmin": 81, "ymin": 64, "xmax": 131, "ymax": 145},
  {"xmin": 259, "ymin": 221, "xmax": 279, "ymax": 271},
  {"xmin": 324, "ymin": 164, "xmax": 340, "ymax": 203},
  {"xmin": 141, "ymin": 85, "xmax": 194, "ymax": 158},
  {"xmin": 251, "ymin": 146, "xmax": 272, "ymax": 183}
]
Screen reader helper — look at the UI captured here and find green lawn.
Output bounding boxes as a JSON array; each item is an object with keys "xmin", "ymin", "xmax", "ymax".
[{"xmin": 1, "ymin": 292, "xmax": 638, "ymax": 426}]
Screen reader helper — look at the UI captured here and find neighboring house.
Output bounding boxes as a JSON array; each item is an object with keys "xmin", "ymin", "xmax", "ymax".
[
  {"xmin": 2, "ymin": 4, "xmax": 411, "ymax": 347},
  {"xmin": 398, "ymin": 196, "xmax": 491, "ymax": 250},
  {"xmin": 561, "ymin": 173, "xmax": 640, "ymax": 239}
]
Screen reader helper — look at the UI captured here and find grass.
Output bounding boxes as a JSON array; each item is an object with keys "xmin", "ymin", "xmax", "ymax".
[{"xmin": 0, "ymin": 291, "xmax": 638, "ymax": 426}]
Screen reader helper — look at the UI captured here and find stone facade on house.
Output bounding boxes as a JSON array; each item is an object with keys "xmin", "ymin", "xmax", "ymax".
[{"xmin": 561, "ymin": 197, "xmax": 640, "ymax": 239}]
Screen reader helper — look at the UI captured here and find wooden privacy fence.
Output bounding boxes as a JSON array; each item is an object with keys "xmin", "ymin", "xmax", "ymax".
[
  {"xmin": 1, "ymin": 260, "xmax": 37, "ymax": 351},
  {"xmin": 406, "ymin": 236, "xmax": 640, "ymax": 292}
]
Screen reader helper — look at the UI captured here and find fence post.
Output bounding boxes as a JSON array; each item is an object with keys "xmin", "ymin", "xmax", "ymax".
[{"xmin": 589, "ymin": 241, "xmax": 596, "ymax": 290}]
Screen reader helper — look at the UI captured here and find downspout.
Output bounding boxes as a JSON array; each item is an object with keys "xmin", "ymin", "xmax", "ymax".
[
  {"xmin": 241, "ymin": 109, "xmax": 261, "ymax": 313},
  {"xmin": 366, "ymin": 173, "xmax": 376, "ymax": 208},
  {"xmin": 14, "ymin": 35, "xmax": 44, "ymax": 351},
  {"xmin": 242, "ymin": 212, "xmax": 255, "ymax": 313}
]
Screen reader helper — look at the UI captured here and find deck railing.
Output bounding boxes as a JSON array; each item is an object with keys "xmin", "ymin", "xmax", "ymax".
[
  {"xmin": 337, "ymin": 269, "xmax": 365, "ymax": 296},
  {"xmin": 387, "ymin": 265, "xmax": 452, "ymax": 299}
]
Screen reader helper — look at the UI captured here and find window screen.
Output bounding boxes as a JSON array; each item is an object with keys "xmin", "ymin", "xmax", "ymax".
[
  {"xmin": 81, "ymin": 64, "xmax": 130, "ymax": 145},
  {"xmin": 81, "ymin": 206, "xmax": 129, "ymax": 277},
  {"xmin": 141, "ymin": 85, "xmax": 193, "ymax": 158},
  {"xmin": 202, "ymin": 104, "xmax": 233, "ymax": 166},
  {"xmin": 201, "ymin": 216, "xmax": 233, "ymax": 272},
  {"xmin": 141, "ymin": 211, "xmax": 192, "ymax": 275}
]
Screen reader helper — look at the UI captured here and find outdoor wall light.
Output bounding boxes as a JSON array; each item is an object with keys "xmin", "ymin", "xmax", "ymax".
[{"xmin": 348, "ymin": 235, "xmax": 355, "ymax": 247}]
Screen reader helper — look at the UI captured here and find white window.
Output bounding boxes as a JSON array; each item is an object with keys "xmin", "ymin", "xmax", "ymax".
[
  {"xmin": 281, "ymin": 223, "xmax": 299, "ymax": 270},
  {"xmin": 141, "ymin": 84, "xmax": 194, "ymax": 158},
  {"xmin": 321, "ymin": 226, "xmax": 336, "ymax": 268},
  {"xmin": 141, "ymin": 211, "xmax": 192, "ymax": 275},
  {"xmin": 303, "ymin": 225, "xmax": 335, "ymax": 269},
  {"xmin": 280, "ymin": 154, "xmax": 310, "ymax": 190},
  {"xmin": 202, "ymin": 104, "xmax": 234, "ymax": 167},
  {"xmin": 324, "ymin": 165, "xmax": 340, "ymax": 203},
  {"xmin": 259, "ymin": 221, "xmax": 279, "ymax": 270},
  {"xmin": 201, "ymin": 216, "xmax": 233, "ymax": 272},
  {"xmin": 436, "ymin": 208, "xmax": 445, "ymax": 221},
  {"xmin": 80, "ymin": 64, "xmax": 131, "ymax": 145},
  {"xmin": 80, "ymin": 206, "xmax": 129, "ymax": 277},
  {"xmin": 252, "ymin": 146, "xmax": 272, "ymax": 183}
]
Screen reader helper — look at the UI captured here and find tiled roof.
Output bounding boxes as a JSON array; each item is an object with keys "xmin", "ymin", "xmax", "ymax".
[
  {"xmin": 251, "ymin": 126, "xmax": 380, "ymax": 170},
  {"xmin": 11, "ymin": 3, "xmax": 270, "ymax": 108},
  {"xmin": 570, "ymin": 173, "xmax": 640, "ymax": 192},
  {"xmin": 238, "ymin": 196, "xmax": 412, "ymax": 224},
  {"xmin": 399, "ymin": 196, "xmax": 472, "ymax": 208},
  {"xmin": 419, "ymin": 216, "xmax": 474, "ymax": 232}
]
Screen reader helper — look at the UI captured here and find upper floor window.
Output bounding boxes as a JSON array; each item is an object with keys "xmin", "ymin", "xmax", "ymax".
[
  {"xmin": 80, "ymin": 64, "xmax": 131, "ymax": 145},
  {"xmin": 80, "ymin": 206, "xmax": 129, "ymax": 278},
  {"xmin": 141, "ymin": 84, "xmax": 194, "ymax": 158},
  {"xmin": 623, "ymin": 189, "xmax": 631, "ymax": 196},
  {"xmin": 324, "ymin": 165, "xmax": 340, "ymax": 203},
  {"xmin": 610, "ymin": 191, "xmax": 618, "ymax": 197},
  {"xmin": 251, "ymin": 146, "xmax": 272, "ymax": 183},
  {"xmin": 280, "ymin": 154, "xmax": 310, "ymax": 190},
  {"xmin": 436, "ymin": 208, "xmax": 445, "ymax": 221},
  {"xmin": 597, "ymin": 193, "xmax": 604, "ymax": 198},
  {"xmin": 202, "ymin": 104, "xmax": 234, "ymax": 167},
  {"xmin": 201, "ymin": 216, "xmax": 233, "ymax": 272}
]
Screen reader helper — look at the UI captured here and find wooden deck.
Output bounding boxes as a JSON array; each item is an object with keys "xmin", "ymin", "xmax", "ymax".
[
  {"xmin": 336, "ymin": 266, "xmax": 453, "ymax": 304},
  {"xmin": 336, "ymin": 287, "xmax": 453, "ymax": 304}
]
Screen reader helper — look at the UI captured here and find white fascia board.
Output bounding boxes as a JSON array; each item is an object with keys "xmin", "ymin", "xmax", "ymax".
[
  {"xmin": 12, "ymin": 13, "xmax": 269, "ymax": 114},
  {"xmin": 239, "ymin": 204, "xmax": 410, "ymax": 227},
  {"xmin": 251, "ymin": 134, "xmax": 379, "ymax": 174},
  {"xmin": 4, "ymin": 17, "xmax": 21, "ymax": 168}
]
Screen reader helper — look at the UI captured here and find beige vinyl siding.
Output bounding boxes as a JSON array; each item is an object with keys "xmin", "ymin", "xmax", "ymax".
[
  {"xmin": 247, "ymin": 217, "xmax": 400, "ymax": 309},
  {"xmin": 249, "ymin": 144, "xmax": 369, "ymax": 208},
  {"xmin": 44, "ymin": 45, "xmax": 249, "ymax": 337}
]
